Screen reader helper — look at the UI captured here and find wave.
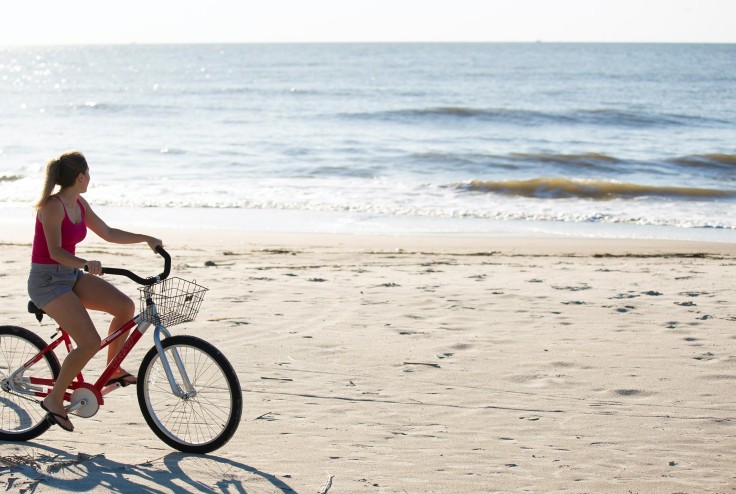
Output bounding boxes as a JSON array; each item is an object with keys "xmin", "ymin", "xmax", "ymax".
[
  {"xmin": 410, "ymin": 151, "xmax": 626, "ymax": 175},
  {"xmin": 670, "ymin": 153, "xmax": 736, "ymax": 169},
  {"xmin": 417, "ymin": 151, "xmax": 621, "ymax": 164},
  {"xmin": 410, "ymin": 150, "xmax": 736, "ymax": 178},
  {"xmin": 70, "ymin": 101, "xmax": 178, "ymax": 115},
  {"xmin": 0, "ymin": 174, "xmax": 23, "ymax": 182},
  {"xmin": 511, "ymin": 153, "xmax": 621, "ymax": 163},
  {"xmin": 346, "ymin": 106, "xmax": 728, "ymax": 128},
  {"xmin": 510, "ymin": 152, "xmax": 628, "ymax": 174},
  {"xmin": 454, "ymin": 178, "xmax": 736, "ymax": 201}
]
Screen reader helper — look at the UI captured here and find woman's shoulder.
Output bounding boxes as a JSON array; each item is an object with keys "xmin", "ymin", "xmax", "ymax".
[
  {"xmin": 77, "ymin": 195, "xmax": 92, "ymax": 212},
  {"xmin": 37, "ymin": 195, "xmax": 64, "ymax": 222},
  {"xmin": 41, "ymin": 194, "xmax": 65, "ymax": 211}
]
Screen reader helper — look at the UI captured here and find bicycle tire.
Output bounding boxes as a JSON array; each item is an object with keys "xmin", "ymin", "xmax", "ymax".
[
  {"xmin": 137, "ymin": 335, "xmax": 242, "ymax": 454},
  {"xmin": 0, "ymin": 325, "xmax": 61, "ymax": 441}
]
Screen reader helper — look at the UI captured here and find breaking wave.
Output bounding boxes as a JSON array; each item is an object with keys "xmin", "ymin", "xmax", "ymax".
[{"xmin": 454, "ymin": 177, "xmax": 736, "ymax": 200}]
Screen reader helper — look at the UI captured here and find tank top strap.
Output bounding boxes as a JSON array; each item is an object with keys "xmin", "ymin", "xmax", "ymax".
[
  {"xmin": 50, "ymin": 195, "xmax": 67, "ymax": 215},
  {"xmin": 50, "ymin": 195, "xmax": 84, "ymax": 223}
]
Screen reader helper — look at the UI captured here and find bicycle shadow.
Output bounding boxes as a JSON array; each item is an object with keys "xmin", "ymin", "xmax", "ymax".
[{"xmin": 0, "ymin": 442, "xmax": 297, "ymax": 493}]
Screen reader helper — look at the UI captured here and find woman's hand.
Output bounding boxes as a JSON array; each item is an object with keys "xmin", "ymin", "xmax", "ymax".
[
  {"xmin": 146, "ymin": 236, "xmax": 163, "ymax": 253},
  {"xmin": 85, "ymin": 260, "xmax": 103, "ymax": 276}
]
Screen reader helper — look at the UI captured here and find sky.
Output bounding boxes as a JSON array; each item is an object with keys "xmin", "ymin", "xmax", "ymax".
[{"xmin": 1, "ymin": 0, "xmax": 734, "ymax": 45}]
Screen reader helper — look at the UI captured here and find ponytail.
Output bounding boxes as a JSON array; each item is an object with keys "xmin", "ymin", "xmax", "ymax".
[{"xmin": 34, "ymin": 151, "xmax": 88, "ymax": 210}]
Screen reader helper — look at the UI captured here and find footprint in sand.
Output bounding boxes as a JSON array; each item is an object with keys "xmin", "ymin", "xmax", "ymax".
[
  {"xmin": 614, "ymin": 389, "xmax": 652, "ymax": 397},
  {"xmin": 552, "ymin": 284, "xmax": 591, "ymax": 291},
  {"xmin": 611, "ymin": 292, "xmax": 639, "ymax": 299},
  {"xmin": 680, "ymin": 291, "xmax": 707, "ymax": 297},
  {"xmin": 615, "ymin": 305, "xmax": 636, "ymax": 313}
]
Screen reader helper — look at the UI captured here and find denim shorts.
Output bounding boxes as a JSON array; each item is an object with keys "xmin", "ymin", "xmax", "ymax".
[{"xmin": 27, "ymin": 263, "xmax": 84, "ymax": 309}]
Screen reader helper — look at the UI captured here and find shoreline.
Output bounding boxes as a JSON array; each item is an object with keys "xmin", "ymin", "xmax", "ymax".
[
  {"xmin": 1, "ymin": 204, "xmax": 734, "ymax": 248},
  {"xmin": 2, "ymin": 220, "xmax": 735, "ymax": 259}
]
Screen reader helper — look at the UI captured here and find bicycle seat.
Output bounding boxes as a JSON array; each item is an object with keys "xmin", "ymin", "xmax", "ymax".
[{"xmin": 28, "ymin": 300, "xmax": 45, "ymax": 323}]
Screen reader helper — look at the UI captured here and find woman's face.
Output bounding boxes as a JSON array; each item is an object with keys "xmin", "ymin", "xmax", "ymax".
[{"xmin": 79, "ymin": 169, "xmax": 90, "ymax": 192}]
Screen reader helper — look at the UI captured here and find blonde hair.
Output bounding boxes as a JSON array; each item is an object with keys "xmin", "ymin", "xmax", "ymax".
[{"xmin": 34, "ymin": 151, "xmax": 88, "ymax": 210}]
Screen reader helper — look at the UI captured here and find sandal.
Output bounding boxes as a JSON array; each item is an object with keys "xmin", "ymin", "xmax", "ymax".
[
  {"xmin": 105, "ymin": 372, "xmax": 137, "ymax": 388},
  {"xmin": 40, "ymin": 401, "xmax": 74, "ymax": 432}
]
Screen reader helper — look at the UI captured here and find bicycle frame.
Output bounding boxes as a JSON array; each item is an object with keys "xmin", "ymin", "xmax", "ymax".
[{"xmin": 8, "ymin": 292, "xmax": 194, "ymax": 411}]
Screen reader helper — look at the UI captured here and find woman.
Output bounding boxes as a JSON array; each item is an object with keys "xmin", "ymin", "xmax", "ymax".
[{"xmin": 28, "ymin": 151, "xmax": 162, "ymax": 432}]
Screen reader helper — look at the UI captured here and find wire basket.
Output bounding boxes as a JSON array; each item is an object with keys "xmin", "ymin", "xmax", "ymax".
[{"xmin": 138, "ymin": 277, "xmax": 208, "ymax": 327}]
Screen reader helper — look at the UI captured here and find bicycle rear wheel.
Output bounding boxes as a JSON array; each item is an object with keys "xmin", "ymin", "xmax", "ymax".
[
  {"xmin": 137, "ymin": 335, "xmax": 242, "ymax": 454},
  {"xmin": 0, "ymin": 325, "xmax": 60, "ymax": 441}
]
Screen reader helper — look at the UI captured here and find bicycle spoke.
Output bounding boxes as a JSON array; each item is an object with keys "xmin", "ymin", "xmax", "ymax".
[
  {"xmin": 0, "ymin": 327, "xmax": 59, "ymax": 440},
  {"xmin": 137, "ymin": 336, "xmax": 241, "ymax": 453}
]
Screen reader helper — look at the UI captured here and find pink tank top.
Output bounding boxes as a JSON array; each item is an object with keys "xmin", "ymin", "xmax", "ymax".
[{"xmin": 31, "ymin": 197, "xmax": 87, "ymax": 264}]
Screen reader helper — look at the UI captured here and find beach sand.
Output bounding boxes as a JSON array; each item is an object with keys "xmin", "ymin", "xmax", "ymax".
[{"xmin": 1, "ymin": 228, "xmax": 735, "ymax": 493}]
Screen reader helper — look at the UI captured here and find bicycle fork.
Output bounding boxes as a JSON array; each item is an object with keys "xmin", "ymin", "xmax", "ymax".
[{"xmin": 153, "ymin": 325, "xmax": 197, "ymax": 400}]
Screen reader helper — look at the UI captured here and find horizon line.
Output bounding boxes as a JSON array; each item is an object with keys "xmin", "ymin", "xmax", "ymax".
[{"xmin": 2, "ymin": 40, "xmax": 735, "ymax": 48}]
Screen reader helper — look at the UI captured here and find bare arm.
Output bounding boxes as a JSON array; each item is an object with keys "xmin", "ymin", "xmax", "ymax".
[{"xmin": 80, "ymin": 197, "xmax": 162, "ymax": 252}]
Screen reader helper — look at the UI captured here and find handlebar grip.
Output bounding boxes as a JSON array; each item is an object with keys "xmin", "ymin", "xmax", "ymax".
[{"xmin": 156, "ymin": 245, "xmax": 172, "ymax": 280}]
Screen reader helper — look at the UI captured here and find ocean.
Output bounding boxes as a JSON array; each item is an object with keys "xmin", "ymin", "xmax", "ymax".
[{"xmin": 1, "ymin": 43, "xmax": 734, "ymax": 241}]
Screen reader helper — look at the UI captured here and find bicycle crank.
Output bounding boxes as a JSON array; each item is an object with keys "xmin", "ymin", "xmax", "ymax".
[{"xmin": 68, "ymin": 384, "xmax": 102, "ymax": 418}]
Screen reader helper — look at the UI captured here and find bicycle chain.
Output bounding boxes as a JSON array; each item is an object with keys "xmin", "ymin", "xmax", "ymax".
[
  {"xmin": 2, "ymin": 380, "xmax": 98, "ymax": 418},
  {"xmin": 1, "ymin": 386, "xmax": 41, "ymax": 405}
]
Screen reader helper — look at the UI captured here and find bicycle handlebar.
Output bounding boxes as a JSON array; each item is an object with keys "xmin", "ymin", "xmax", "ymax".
[{"xmin": 84, "ymin": 245, "xmax": 171, "ymax": 286}]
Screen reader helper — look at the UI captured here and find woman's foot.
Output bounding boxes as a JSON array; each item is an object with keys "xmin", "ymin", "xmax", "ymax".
[
  {"xmin": 41, "ymin": 397, "xmax": 74, "ymax": 432},
  {"xmin": 104, "ymin": 369, "xmax": 137, "ymax": 387}
]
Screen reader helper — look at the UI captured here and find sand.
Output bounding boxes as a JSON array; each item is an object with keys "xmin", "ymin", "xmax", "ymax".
[{"xmin": 1, "ymin": 228, "xmax": 735, "ymax": 493}]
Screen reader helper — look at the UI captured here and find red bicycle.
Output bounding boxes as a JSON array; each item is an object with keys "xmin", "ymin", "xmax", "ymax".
[{"xmin": 0, "ymin": 247, "xmax": 242, "ymax": 454}]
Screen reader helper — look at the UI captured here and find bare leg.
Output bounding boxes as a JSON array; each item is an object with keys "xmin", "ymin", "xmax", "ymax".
[
  {"xmin": 41, "ymin": 292, "xmax": 101, "ymax": 431},
  {"xmin": 75, "ymin": 274, "xmax": 136, "ymax": 381}
]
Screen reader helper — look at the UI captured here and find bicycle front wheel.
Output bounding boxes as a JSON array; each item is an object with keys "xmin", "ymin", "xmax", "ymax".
[
  {"xmin": 137, "ymin": 335, "xmax": 242, "ymax": 454},
  {"xmin": 0, "ymin": 325, "xmax": 60, "ymax": 441}
]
